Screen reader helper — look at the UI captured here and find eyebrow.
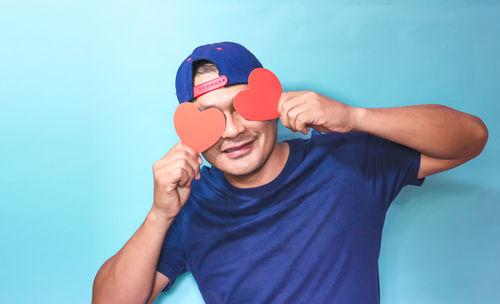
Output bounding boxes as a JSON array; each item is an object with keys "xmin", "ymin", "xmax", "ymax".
[
  {"xmin": 198, "ymin": 104, "xmax": 216, "ymax": 111},
  {"xmin": 198, "ymin": 96, "xmax": 236, "ymax": 112}
]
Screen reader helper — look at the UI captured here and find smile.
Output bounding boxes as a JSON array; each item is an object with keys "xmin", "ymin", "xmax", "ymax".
[{"xmin": 222, "ymin": 139, "xmax": 256, "ymax": 158}]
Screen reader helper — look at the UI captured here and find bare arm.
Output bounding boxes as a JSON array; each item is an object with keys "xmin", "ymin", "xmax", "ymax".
[
  {"xmin": 353, "ymin": 104, "xmax": 488, "ymax": 160},
  {"xmin": 92, "ymin": 142, "xmax": 201, "ymax": 303},
  {"xmin": 92, "ymin": 209, "xmax": 173, "ymax": 304},
  {"xmin": 146, "ymin": 271, "xmax": 170, "ymax": 304},
  {"xmin": 277, "ymin": 91, "xmax": 488, "ymax": 179},
  {"xmin": 352, "ymin": 104, "xmax": 488, "ymax": 178}
]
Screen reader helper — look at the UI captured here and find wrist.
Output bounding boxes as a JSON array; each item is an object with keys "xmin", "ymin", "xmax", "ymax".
[
  {"xmin": 147, "ymin": 207, "xmax": 175, "ymax": 227},
  {"xmin": 349, "ymin": 106, "xmax": 367, "ymax": 132}
]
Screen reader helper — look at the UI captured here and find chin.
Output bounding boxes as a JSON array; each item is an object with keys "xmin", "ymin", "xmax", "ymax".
[
  {"xmin": 220, "ymin": 161, "xmax": 261, "ymax": 177},
  {"xmin": 211, "ymin": 154, "xmax": 261, "ymax": 176}
]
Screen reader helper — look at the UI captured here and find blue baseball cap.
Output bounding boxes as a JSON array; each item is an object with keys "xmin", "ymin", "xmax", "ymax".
[{"xmin": 175, "ymin": 41, "xmax": 263, "ymax": 104}]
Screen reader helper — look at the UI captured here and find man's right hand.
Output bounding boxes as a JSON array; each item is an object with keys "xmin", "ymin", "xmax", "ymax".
[{"xmin": 152, "ymin": 142, "xmax": 203, "ymax": 220}]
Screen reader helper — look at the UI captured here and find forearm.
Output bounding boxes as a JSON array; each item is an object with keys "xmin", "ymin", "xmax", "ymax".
[
  {"xmin": 92, "ymin": 208, "xmax": 174, "ymax": 304},
  {"xmin": 352, "ymin": 104, "xmax": 488, "ymax": 159}
]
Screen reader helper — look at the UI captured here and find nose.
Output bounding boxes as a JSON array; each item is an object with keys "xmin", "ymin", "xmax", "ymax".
[{"xmin": 221, "ymin": 110, "xmax": 246, "ymax": 139}]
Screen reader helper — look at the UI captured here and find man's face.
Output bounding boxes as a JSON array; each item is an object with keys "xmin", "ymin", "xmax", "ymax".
[{"xmin": 192, "ymin": 71, "xmax": 278, "ymax": 177}]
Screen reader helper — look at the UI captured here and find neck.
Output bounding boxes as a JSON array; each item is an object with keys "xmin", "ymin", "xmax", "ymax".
[{"xmin": 224, "ymin": 141, "xmax": 290, "ymax": 188}]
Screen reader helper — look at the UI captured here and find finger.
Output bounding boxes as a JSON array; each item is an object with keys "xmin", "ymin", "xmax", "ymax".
[
  {"xmin": 175, "ymin": 142, "xmax": 200, "ymax": 161},
  {"xmin": 283, "ymin": 97, "xmax": 310, "ymax": 131},
  {"xmin": 178, "ymin": 165, "xmax": 195, "ymax": 187},
  {"xmin": 155, "ymin": 142, "xmax": 199, "ymax": 174},
  {"xmin": 278, "ymin": 91, "xmax": 306, "ymax": 114},
  {"xmin": 159, "ymin": 141, "xmax": 182, "ymax": 161},
  {"xmin": 176, "ymin": 143, "xmax": 202, "ymax": 176},
  {"xmin": 157, "ymin": 146, "xmax": 201, "ymax": 175},
  {"xmin": 163, "ymin": 157, "xmax": 197, "ymax": 187},
  {"xmin": 160, "ymin": 141, "xmax": 198, "ymax": 162},
  {"xmin": 161, "ymin": 158, "xmax": 200, "ymax": 184},
  {"xmin": 287, "ymin": 103, "xmax": 313, "ymax": 132},
  {"xmin": 175, "ymin": 149, "xmax": 201, "ymax": 177},
  {"xmin": 279, "ymin": 109, "xmax": 290, "ymax": 129},
  {"xmin": 175, "ymin": 158, "xmax": 197, "ymax": 184},
  {"xmin": 280, "ymin": 94, "xmax": 309, "ymax": 129},
  {"xmin": 166, "ymin": 167, "xmax": 190, "ymax": 191},
  {"xmin": 279, "ymin": 92, "xmax": 307, "ymax": 116},
  {"xmin": 277, "ymin": 92, "xmax": 289, "ymax": 114}
]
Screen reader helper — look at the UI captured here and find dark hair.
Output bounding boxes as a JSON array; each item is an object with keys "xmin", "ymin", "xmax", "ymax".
[{"xmin": 192, "ymin": 59, "xmax": 219, "ymax": 86}]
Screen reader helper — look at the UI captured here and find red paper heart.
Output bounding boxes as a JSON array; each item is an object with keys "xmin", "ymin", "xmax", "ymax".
[
  {"xmin": 233, "ymin": 68, "xmax": 283, "ymax": 121},
  {"xmin": 174, "ymin": 102, "xmax": 225, "ymax": 153}
]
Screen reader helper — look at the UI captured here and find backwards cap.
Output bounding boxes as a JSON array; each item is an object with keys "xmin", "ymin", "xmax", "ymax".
[{"xmin": 175, "ymin": 41, "xmax": 263, "ymax": 104}]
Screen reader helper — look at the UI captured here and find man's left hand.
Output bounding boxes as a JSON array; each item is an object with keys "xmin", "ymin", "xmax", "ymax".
[{"xmin": 277, "ymin": 91, "xmax": 359, "ymax": 135}]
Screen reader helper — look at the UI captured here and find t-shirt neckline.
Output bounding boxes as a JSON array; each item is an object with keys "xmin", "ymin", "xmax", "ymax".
[{"xmin": 212, "ymin": 139, "xmax": 301, "ymax": 196}]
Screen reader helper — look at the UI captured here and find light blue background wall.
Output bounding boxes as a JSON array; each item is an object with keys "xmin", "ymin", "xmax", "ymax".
[{"xmin": 1, "ymin": 0, "xmax": 498, "ymax": 303}]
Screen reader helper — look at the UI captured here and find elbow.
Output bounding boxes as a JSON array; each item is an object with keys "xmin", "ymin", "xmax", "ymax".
[
  {"xmin": 472, "ymin": 116, "xmax": 489, "ymax": 158},
  {"xmin": 92, "ymin": 259, "xmax": 114, "ymax": 303},
  {"xmin": 92, "ymin": 258, "xmax": 151, "ymax": 304},
  {"xmin": 478, "ymin": 118, "xmax": 488, "ymax": 150}
]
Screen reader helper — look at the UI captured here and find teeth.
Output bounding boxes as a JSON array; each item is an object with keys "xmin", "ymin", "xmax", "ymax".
[
  {"xmin": 224, "ymin": 141, "xmax": 251, "ymax": 153},
  {"xmin": 226, "ymin": 145, "xmax": 244, "ymax": 152}
]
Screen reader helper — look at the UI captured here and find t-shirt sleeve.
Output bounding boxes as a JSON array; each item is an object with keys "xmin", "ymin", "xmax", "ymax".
[
  {"xmin": 156, "ymin": 218, "xmax": 187, "ymax": 293},
  {"xmin": 362, "ymin": 131, "xmax": 426, "ymax": 210}
]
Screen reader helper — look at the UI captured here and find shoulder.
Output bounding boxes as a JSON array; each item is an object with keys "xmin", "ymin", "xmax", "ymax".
[
  {"xmin": 303, "ymin": 130, "xmax": 369, "ymax": 153},
  {"xmin": 281, "ymin": 130, "xmax": 370, "ymax": 168}
]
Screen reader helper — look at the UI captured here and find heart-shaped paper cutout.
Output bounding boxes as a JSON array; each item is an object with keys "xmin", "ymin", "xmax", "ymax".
[
  {"xmin": 174, "ymin": 102, "xmax": 225, "ymax": 153},
  {"xmin": 233, "ymin": 68, "xmax": 282, "ymax": 121}
]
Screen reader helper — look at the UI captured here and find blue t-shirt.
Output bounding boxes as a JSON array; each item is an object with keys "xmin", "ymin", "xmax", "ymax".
[{"xmin": 156, "ymin": 130, "xmax": 425, "ymax": 303}]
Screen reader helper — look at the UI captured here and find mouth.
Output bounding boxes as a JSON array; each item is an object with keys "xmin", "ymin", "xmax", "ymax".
[{"xmin": 222, "ymin": 139, "xmax": 256, "ymax": 158}]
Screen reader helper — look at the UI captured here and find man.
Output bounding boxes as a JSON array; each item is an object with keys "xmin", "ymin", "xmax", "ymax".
[{"xmin": 92, "ymin": 41, "xmax": 488, "ymax": 304}]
